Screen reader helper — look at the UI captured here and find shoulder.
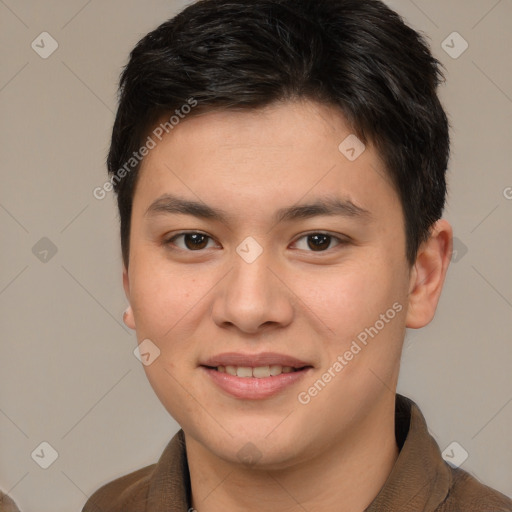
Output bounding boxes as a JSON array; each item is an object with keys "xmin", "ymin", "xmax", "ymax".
[
  {"xmin": 440, "ymin": 466, "xmax": 512, "ymax": 512},
  {"xmin": 0, "ymin": 491, "xmax": 21, "ymax": 512},
  {"xmin": 82, "ymin": 429, "xmax": 189, "ymax": 511},
  {"xmin": 81, "ymin": 463, "xmax": 156, "ymax": 512}
]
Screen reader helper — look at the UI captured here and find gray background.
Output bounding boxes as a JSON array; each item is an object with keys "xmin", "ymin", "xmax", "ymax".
[{"xmin": 0, "ymin": 0, "xmax": 511, "ymax": 510}]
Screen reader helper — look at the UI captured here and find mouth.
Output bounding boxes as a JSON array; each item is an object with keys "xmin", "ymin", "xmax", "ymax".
[
  {"xmin": 203, "ymin": 364, "xmax": 308, "ymax": 378},
  {"xmin": 200, "ymin": 352, "xmax": 314, "ymax": 400}
]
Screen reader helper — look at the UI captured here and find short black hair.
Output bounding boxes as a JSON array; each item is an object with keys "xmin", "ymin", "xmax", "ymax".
[{"xmin": 108, "ymin": 0, "xmax": 450, "ymax": 268}]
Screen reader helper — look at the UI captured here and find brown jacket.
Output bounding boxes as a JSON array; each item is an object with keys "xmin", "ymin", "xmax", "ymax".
[{"xmin": 82, "ymin": 394, "xmax": 512, "ymax": 512}]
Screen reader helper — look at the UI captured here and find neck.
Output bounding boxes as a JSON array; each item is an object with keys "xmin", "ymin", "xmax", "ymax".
[{"xmin": 186, "ymin": 395, "xmax": 399, "ymax": 512}]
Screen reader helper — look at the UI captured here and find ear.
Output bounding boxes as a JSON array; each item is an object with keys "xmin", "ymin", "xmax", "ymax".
[
  {"xmin": 122, "ymin": 265, "xmax": 136, "ymax": 330},
  {"xmin": 406, "ymin": 219, "xmax": 453, "ymax": 329}
]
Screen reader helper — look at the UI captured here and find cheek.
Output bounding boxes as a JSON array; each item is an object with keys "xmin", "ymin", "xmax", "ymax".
[
  {"xmin": 298, "ymin": 255, "xmax": 408, "ymax": 398},
  {"xmin": 296, "ymin": 265, "xmax": 407, "ymax": 407},
  {"xmin": 129, "ymin": 257, "xmax": 206, "ymax": 352},
  {"xmin": 296, "ymin": 259, "xmax": 402, "ymax": 342},
  {"xmin": 129, "ymin": 261, "xmax": 208, "ymax": 417}
]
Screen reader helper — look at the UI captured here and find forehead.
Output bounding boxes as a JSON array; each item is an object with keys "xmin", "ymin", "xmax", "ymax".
[{"xmin": 133, "ymin": 100, "xmax": 398, "ymax": 224}]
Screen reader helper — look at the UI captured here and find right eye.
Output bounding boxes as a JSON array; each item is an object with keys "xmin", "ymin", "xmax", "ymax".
[{"xmin": 164, "ymin": 232, "xmax": 220, "ymax": 251}]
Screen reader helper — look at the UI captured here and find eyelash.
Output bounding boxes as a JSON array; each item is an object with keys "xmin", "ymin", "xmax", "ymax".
[{"xmin": 163, "ymin": 231, "xmax": 349, "ymax": 253}]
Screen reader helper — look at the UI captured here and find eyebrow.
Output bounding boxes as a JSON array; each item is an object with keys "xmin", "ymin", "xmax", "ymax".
[{"xmin": 145, "ymin": 193, "xmax": 372, "ymax": 224}]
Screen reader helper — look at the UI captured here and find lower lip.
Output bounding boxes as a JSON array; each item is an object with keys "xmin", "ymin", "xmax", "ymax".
[{"xmin": 202, "ymin": 366, "xmax": 312, "ymax": 400}]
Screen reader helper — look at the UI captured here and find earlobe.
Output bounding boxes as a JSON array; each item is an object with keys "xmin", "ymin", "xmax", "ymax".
[
  {"xmin": 123, "ymin": 306, "xmax": 136, "ymax": 330},
  {"xmin": 122, "ymin": 266, "xmax": 136, "ymax": 330},
  {"xmin": 406, "ymin": 219, "xmax": 453, "ymax": 329}
]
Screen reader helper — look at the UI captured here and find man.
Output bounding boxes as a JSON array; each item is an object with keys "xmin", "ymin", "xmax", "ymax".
[{"xmin": 84, "ymin": 0, "xmax": 512, "ymax": 510}]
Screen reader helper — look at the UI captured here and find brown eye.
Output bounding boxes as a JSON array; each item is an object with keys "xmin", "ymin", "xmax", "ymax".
[
  {"xmin": 293, "ymin": 233, "xmax": 345, "ymax": 252},
  {"xmin": 167, "ymin": 232, "xmax": 216, "ymax": 251},
  {"xmin": 183, "ymin": 233, "xmax": 209, "ymax": 250},
  {"xmin": 307, "ymin": 234, "xmax": 331, "ymax": 251}
]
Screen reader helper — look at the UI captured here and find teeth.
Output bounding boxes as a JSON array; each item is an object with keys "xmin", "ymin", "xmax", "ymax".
[
  {"xmin": 236, "ymin": 366, "xmax": 253, "ymax": 378},
  {"xmin": 216, "ymin": 365, "xmax": 297, "ymax": 377},
  {"xmin": 269, "ymin": 364, "xmax": 283, "ymax": 376},
  {"xmin": 253, "ymin": 366, "xmax": 270, "ymax": 378},
  {"xmin": 225, "ymin": 365, "xmax": 237, "ymax": 376}
]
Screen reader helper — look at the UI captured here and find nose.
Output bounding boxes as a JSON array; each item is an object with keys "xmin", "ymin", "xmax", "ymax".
[{"xmin": 210, "ymin": 248, "xmax": 294, "ymax": 334}]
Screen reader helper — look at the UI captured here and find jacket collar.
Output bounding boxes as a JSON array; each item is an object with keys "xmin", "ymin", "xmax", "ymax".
[
  {"xmin": 147, "ymin": 428, "xmax": 191, "ymax": 511},
  {"xmin": 146, "ymin": 394, "xmax": 451, "ymax": 511},
  {"xmin": 365, "ymin": 394, "xmax": 451, "ymax": 511}
]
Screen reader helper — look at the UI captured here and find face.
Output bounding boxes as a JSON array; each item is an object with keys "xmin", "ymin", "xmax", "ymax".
[{"xmin": 123, "ymin": 100, "xmax": 416, "ymax": 468}]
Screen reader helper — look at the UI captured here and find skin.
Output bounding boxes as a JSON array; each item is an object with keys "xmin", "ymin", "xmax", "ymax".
[{"xmin": 122, "ymin": 99, "xmax": 453, "ymax": 512}]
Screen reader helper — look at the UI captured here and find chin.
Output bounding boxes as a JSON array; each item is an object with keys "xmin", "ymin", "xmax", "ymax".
[
  {"xmin": 213, "ymin": 439, "xmax": 304, "ymax": 470},
  {"xmin": 190, "ymin": 417, "xmax": 315, "ymax": 470}
]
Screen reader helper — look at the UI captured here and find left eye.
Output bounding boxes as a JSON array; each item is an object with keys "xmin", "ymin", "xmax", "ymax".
[
  {"xmin": 293, "ymin": 233, "xmax": 344, "ymax": 252},
  {"xmin": 167, "ymin": 232, "xmax": 218, "ymax": 251}
]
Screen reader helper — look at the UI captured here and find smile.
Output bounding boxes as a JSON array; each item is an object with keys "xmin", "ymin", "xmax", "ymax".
[
  {"xmin": 212, "ymin": 365, "xmax": 300, "ymax": 378},
  {"xmin": 199, "ymin": 365, "xmax": 313, "ymax": 400}
]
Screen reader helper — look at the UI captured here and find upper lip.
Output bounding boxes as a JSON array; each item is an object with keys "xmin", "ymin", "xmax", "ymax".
[{"xmin": 201, "ymin": 352, "xmax": 312, "ymax": 369}]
